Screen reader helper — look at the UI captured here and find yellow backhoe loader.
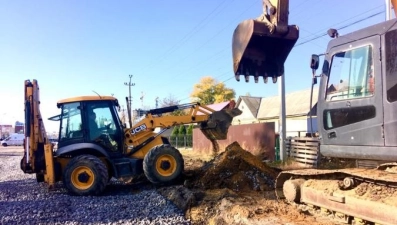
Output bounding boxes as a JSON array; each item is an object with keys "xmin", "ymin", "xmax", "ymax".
[{"xmin": 21, "ymin": 79, "xmax": 241, "ymax": 196}]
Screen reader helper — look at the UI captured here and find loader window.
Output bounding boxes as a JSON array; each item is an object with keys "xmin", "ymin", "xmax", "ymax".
[
  {"xmin": 327, "ymin": 45, "xmax": 373, "ymax": 101},
  {"xmin": 86, "ymin": 101, "xmax": 120, "ymax": 152},
  {"xmin": 60, "ymin": 102, "xmax": 83, "ymax": 139}
]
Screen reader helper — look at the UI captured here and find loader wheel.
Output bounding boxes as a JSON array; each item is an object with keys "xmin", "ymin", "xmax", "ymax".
[
  {"xmin": 63, "ymin": 155, "xmax": 108, "ymax": 196},
  {"xmin": 143, "ymin": 145, "xmax": 184, "ymax": 184}
]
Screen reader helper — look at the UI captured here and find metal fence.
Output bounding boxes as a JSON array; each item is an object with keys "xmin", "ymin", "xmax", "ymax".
[
  {"xmin": 168, "ymin": 134, "xmax": 193, "ymax": 149},
  {"xmin": 286, "ymin": 137, "xmax": 320, "ymax": 167}
]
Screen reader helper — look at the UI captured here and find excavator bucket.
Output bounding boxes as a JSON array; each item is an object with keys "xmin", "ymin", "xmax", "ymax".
[
  {"xmin": 232, "ymin": 19, "xmax": 299, "ymax": 83},
  {"xmin": 199, "ymin": 108, "xmax": 242, "ymax": 140}
]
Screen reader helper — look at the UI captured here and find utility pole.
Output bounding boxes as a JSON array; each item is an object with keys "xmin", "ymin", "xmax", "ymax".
[
  {"xmin": 155, "ymin": 97, "xmax": 159, "ymax": 108},
  {"xmin": 124, "ymin": 74, "xmax": 135, "ymax": 128},
  {"xmin": 140, "ymin": 92, "xmax": 145, "ymax": 108}
]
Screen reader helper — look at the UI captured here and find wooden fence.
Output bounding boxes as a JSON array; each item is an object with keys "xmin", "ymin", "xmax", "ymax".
[{"xmin": 286, "ymin": 137, "xmax": 320, "ymax": 167}]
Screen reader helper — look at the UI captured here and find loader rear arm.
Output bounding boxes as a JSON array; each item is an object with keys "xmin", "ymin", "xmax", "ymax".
[{"xmin": 21, "ymin": 80, "xmax": 55, "ymax": 186}]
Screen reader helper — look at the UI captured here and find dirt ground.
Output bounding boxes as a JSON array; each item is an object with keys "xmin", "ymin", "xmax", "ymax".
[{"xmin": 158, "ymin": 142, "xmax": 346, "ymax": 225}]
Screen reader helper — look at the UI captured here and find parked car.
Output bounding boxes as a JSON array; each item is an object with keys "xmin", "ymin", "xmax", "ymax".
[
  {"xmin": 1, "ymin": 133, "xmax": 24, "ymax": 147},
  {"xmin": 49, "ymin": 138, "xmax": 58, "ymax": 149}
]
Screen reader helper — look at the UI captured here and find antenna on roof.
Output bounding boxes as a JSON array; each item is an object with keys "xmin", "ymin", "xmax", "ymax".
[{"xmin": 92, "ymin": 90, "xmax": 102, "ymax": 99}]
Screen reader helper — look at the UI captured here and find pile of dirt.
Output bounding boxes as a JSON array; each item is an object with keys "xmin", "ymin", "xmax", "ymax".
[
  {"xmin": 354, "ymin": 182, "xmax": 397, "ymax": 203},
  {"xmin": 186, "ymin": 141, "xmax": 280, "ymax": 192}
]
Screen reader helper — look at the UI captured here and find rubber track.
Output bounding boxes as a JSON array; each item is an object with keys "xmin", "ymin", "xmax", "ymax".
[{"xmin": 275, "ymin": 167, "xmax": 397, "ymax": 224}]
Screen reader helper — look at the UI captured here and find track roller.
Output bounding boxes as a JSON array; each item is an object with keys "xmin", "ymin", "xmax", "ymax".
[{"xmin": 282, "ymin": 179, "xmax": 305, "ymax": 202}]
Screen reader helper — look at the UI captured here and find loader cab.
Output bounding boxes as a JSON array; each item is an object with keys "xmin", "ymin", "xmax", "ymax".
[{"xmin": 50, "ymin": 96, "xmax": 124, "ymax": 154}]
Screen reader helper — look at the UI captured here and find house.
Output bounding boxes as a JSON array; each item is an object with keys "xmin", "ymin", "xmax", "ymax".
[
  {"xmin": 234, "ymin": 88, "xmax": 319, "ymax": 137},
  {"xmin": 233, "ymin": 96, "xmax": 261, "ymax": 124}
]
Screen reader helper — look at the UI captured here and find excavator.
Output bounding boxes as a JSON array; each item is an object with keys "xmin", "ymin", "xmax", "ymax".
[
  {"xmin": 233, "ymin": 0, "xmax": 397, "ymax": 224},
  {"xmin": 21, "ymin": 79, "xmax": 241, "ymax": 196}
]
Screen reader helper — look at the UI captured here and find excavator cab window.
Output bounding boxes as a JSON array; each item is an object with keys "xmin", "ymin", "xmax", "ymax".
[
  {"xmin": 326, "ymin": 45, "xmax": 374, "ymax": 101},
  {"xmin": 324, "ymin": 45, "xmax": 376, "ymax": 130}
]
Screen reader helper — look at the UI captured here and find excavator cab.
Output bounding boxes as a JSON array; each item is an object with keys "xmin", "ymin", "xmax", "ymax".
[{"xmin": 232, "ymin": 0, "xmax": 299, "ymax": 83}]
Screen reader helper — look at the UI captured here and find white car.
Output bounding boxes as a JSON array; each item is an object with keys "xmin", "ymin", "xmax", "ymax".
[{"xmin": 1, "ymin": 133, "xmax": 24, "ymax": 147}]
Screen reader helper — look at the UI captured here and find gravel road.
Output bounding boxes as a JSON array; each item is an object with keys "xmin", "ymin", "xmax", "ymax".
[{"xmin": 0, "ymin": 153, "xmax": 190, "ymax": 225}]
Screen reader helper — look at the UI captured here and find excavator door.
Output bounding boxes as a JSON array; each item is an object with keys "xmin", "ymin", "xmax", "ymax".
[{"xmin": 232, "ymin": 0, "xmax": 299, "ymax": 83}]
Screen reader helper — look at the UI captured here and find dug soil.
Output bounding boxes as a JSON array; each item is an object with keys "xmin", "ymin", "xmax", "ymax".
[{"xmin": 158, "ymin": 142, "xmax": 345, "ymax": 225}]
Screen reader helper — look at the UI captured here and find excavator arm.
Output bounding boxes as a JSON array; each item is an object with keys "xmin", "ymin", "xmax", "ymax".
[{"xmin": 257, "ymin": 0, "xmax": 290, "ymax": 34}]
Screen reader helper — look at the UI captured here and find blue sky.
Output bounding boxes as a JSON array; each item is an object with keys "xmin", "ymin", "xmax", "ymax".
[{"xmin": 0, "ymin": 0, "xmax": 391, "ymax": 132}]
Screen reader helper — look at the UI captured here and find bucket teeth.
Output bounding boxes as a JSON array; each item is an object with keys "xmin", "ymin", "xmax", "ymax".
[
  {"xmin": 254, "ymin": 71, "xmax": 259, "ymax": 83},
  {"xmin": 264, "ymin": 76, "xmax": 268, "ymax": 83},
  {"xmin": 235, "ymin": 74, "xmax": 240, "ymax": 82},
  {"xmin": 244, "ymin": 74, "xmax": 249, "ymax": 83}
]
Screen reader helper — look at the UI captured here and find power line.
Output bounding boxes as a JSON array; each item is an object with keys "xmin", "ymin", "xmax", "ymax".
[
  {"xmin": 295, "ymin": 10, "xmax": 384, "ymax": 47},
  {"xmin": 297, "ymin": 5, "xmax": 384, "ymax": 43},
  {"xmin": 170, "ymin": 1, "xmax": 258, "ymax": 96},
  {"xmin": 144, "ymin": 0, "xmax": 231, "ymax": 69}
]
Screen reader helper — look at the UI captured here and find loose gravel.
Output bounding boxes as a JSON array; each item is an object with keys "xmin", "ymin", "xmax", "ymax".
[{"xmin": 0, "ymin": 155, "xmax": 191, "ymax": 225}]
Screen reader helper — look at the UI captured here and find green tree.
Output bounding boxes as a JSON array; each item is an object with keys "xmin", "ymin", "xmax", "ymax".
[
  {"xmin": 190, "ymin": 76, "xmax": 235, "ymax": 105},
  {"xmin": 178, "ymin": 125, "xmax": 187, "ymax": 136},
  {"xmin": 187, "ymin": 124, "xmax": 194, "ymax": 135},
  {"xmin": 171, "ymin": 126, "xmax": 179, "ymax": 137}
]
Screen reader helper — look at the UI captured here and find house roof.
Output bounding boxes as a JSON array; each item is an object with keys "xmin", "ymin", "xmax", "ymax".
[
  {"xmin": 236, "ymin": 96, "xmax": 262, "ymax": 117},
  {"xmin": 257, "ymin": 87, "xmax": 319, "ymax": 119}
]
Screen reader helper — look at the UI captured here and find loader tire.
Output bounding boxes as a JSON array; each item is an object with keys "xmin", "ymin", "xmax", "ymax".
[
  {"xmin": 63, "ymin": 155, "xmax": 108, "ymax": 196},
  {"xmin": 143, "ymin": 144, "xmax": 184, "ymax": 184}
]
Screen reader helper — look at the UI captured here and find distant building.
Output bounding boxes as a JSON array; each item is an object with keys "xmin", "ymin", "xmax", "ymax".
[
  {"xmin": 0, "ymin": 125, "xmax": 13, "ymax": 138},
  {"xmin": 233, "ymin": 88, "xmax": 319, "ymax": 137},
  {"xmin": 15, "ymin": 121, "xmax": 24, "ymax": 134}
]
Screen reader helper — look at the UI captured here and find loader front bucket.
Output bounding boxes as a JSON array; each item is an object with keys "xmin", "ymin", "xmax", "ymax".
[
  {"xmin": 199, "ymin": 108, "xmax": 242, "ymax": 140},
  {"xmin": 232, "ymin": 19, "xmax": 299, "ymax": 83}
]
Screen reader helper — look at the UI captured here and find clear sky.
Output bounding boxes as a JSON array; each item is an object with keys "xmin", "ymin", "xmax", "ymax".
[{"xmin": 0, "ymin": 0, "xmax": 391, "ymax": 133}]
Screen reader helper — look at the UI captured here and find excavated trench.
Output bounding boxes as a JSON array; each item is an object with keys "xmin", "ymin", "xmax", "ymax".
[{"xmin": 157, "ymin": 142, "xmax": 339, "ymax": 225}]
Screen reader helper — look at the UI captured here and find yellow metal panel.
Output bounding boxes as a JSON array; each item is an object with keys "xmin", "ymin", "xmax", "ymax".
[
  {"xmin": 131, "ymin": 136, "xmax": 165, "ymax": 159},
  {"xmin": 58, "ymin": 96, "xmax": 117, "ymax": 104},
  {"xmin": 44, "ymin": 143, "xmax": 55, "ymax": 187}
]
